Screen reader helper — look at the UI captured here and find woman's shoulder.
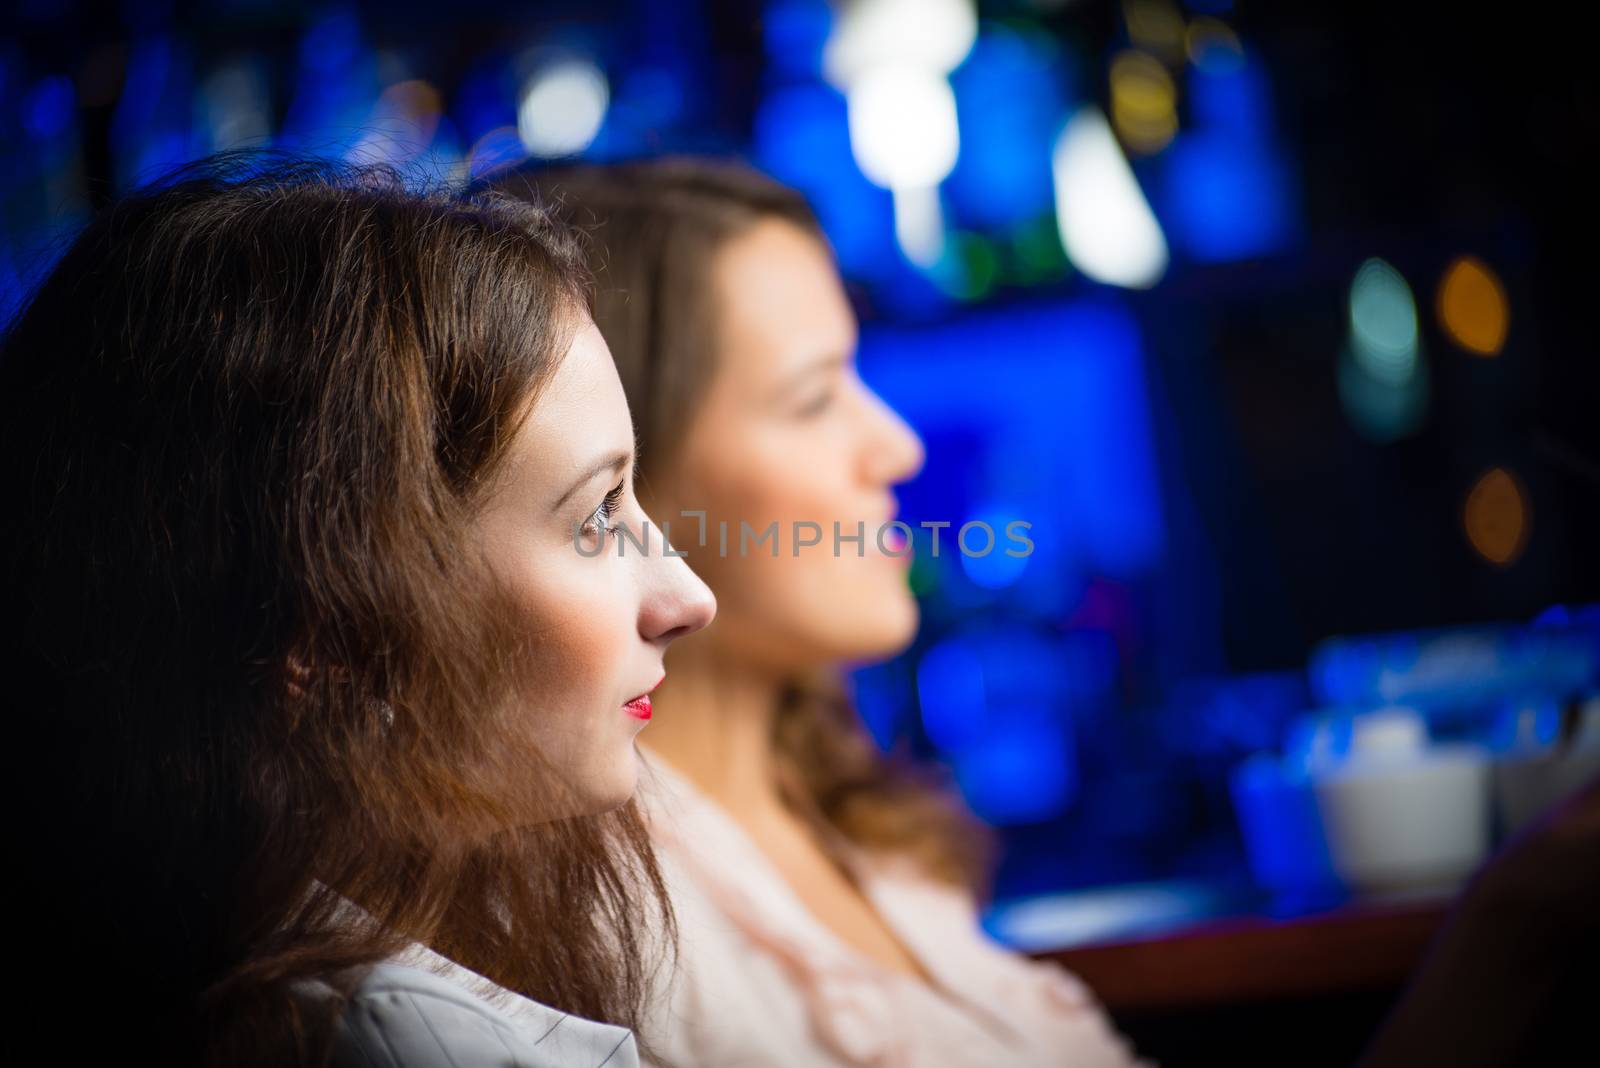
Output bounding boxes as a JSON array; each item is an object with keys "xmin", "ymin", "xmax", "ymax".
[{"xmin": 326, "ymin": 961, "xmax": 639, "ymax": 1068}]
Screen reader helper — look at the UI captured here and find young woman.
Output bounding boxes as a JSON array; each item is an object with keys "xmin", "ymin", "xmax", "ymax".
[
  {"xmin": 0, "ymin": 157, "xmax": 714, "ymax": 1066},
  {"xmin": 486, "ymin": 159, "xmax": 1143, "ymax": 1067}
]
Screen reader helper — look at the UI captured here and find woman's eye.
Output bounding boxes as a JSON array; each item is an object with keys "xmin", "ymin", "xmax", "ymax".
[
  {"xmin": 795, "ymin": 390, "xmax": 834, "ymax": 417},
  {"xmin": 582, "ymin": 481, "xmax": 627, "ymax": 541}
]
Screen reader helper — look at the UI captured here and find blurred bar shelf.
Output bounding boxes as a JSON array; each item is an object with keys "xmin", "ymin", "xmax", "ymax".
[
  {"xmin": 1035, "ymin": 896, "xmax": 1449, "ymax": 1011},
  {"xmin": 992, "ymin": 880, "xmax": 1455, "ymax": 1011}
]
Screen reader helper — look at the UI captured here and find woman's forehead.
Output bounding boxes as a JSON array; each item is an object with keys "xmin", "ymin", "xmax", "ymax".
[
  {"xmin": 712, "ymin": 220, "xmax": 857, "ymax": 376},
  {"xmin": 513, "ymin": 320, "xmax": 634, "ymax": 474}
]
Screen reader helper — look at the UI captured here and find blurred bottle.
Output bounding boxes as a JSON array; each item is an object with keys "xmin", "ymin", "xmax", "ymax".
[
  {"xmin": 1310, "ymin": 707, "xmax": 1490, "ymax": 893},
  {"xmin": 1234, "ymin": 706, "xmax": 1491, "ymax": 899}
]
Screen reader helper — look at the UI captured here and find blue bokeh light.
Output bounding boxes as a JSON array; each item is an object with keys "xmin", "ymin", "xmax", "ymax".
[
  {"xmin": 945, "ymin": 24, "xmax": 1069, "ymax": 230},
  {"xmin": 860, "ymin": 297, "xmax": 1165, "ymax": 597},
  {"xmin": 1157, "ymin": 49, "xmax": 1298, "ymax": 263},
  {"xmin": 23, "ymin": 76, "xmax": 76, "ymax": 142}
]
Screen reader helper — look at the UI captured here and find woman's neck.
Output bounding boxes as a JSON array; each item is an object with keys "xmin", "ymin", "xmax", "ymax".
[{"xmin": 641, "ymin": 637, "xmax": 790, "ymax": 819}]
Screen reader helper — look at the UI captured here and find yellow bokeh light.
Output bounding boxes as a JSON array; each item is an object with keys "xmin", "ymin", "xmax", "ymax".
[
  {"xmin": 1110, "ymin": 50, "xmax": 1177, "ymax": 155},
  {"xmin": 1463, "ymin": 467, "xmax": 1530, "ymax": 566},
  {"xmin": 1123, "ymin": 0, "xmax": 1186, "ymax": 63},
  {"xmin": 1436, "ymin": 255, "xmax": 1509, "ymax": 356}
]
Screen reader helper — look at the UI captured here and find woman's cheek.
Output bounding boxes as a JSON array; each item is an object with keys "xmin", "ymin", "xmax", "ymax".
[
  {"xmin": 498, "ymin": 558, "xmax": 600, "ymax": 696},
  {"xmin": 542, "ymin": 559, "xmax": 630, "ymax": 673}
]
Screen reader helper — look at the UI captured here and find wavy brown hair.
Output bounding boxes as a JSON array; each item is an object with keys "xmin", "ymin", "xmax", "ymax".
[
  {"xmin": 0, "ymin": 156, "xmax": 672, "ymax": 1065},
  {"xmin": 484, "ymin": 157, "xmax": 993, "ymax": 892}
]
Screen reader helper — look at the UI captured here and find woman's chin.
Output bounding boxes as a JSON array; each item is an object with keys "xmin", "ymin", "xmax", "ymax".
[
  {"xmin": 597, "ymin": 752, "xmax": 644, "ymax": 811},
  {"xmin": 554, "ymin": 750, "xmax": 643, "ymax": 818},
  {"xmin": 833, "ymin": 595, "xmax": 920, "ymax": 662}
]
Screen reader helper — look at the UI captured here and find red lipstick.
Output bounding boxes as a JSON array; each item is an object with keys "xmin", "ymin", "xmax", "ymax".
[{"xmin": 624, "ymin": 674, "xmax": 664, "ymax": 721}]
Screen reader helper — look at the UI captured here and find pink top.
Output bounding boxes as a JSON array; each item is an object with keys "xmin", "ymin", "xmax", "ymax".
[{"xmin": 635, "ymin": 752, "xmax": 1148, "ymax": 1068}]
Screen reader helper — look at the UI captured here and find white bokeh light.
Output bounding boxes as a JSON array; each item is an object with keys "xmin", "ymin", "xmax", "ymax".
[
  {"xmin": 892, "ymin": 184, "xmax": 946, "ymax": 267},
  {"xmin": 846, "ymin": 66, "xmax": 960, "ymax": 190},
  {"xmin": 517, "ymin": 58, "xmax": 609, "ymax": 158},
  {"xmin": 824, "ymin": 0, "xmax": 977, "ymax": 88},
  {"xmin": 1051, "ymin": 107, "xmax": 1169, "ymax": 289}
]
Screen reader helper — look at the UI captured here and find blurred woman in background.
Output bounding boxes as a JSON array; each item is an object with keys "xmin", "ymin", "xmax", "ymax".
[
  {"xmin": 489, "ymin": 159, "xmax": 1143, "ymax": 1068},
  {"xmin": 0, "ymin": 157, "xmax": 714, "ymax": 1066}
]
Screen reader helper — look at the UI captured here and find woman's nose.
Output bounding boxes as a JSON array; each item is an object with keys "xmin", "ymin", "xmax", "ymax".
[
  {"xmin": 862, "ymin": 385, "xmax": 925, "ymax": 485},
  {"xmin": 639, "ymin": 549, "xmax": 717, "ymax": 645}
]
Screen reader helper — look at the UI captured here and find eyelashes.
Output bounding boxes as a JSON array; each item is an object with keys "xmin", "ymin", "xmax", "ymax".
[{"xmin": 582, "ymin": 480, "xmax": 627, "ymax": 541}]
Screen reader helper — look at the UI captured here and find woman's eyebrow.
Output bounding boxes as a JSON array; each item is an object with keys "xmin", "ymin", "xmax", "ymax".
[
  {"xmin": 552, "ymin": 447, "xmax": 634, "ymax": 511},
  {"xmin": 770, "ymin": 352, "xmax": 851, "ymax": 399}
]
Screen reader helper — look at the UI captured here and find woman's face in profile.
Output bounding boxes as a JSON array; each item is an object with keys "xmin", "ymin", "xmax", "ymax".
[
  {"xmin": 665, "ymin": 218, "xmax": 926, "ymax": 672},
  {"xmin": 474, "ymin": 318, "xmax": 716, "ymax": 812}
]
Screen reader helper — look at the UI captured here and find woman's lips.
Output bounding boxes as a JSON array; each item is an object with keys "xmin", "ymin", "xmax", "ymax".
[
  {"xmin": 880, "ymin": 522, "xmax": 912, "ymax": 564},
  {"xmin": 871, "ymin": 518, "xmax": 913, "ymax": 567},
  {"xmin": 624, "ymin": 673, "xmax": 664, "ymax": 720}
]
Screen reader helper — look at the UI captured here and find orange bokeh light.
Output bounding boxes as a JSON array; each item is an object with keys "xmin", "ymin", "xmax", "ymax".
[
  {"xmin": 1436, "ymin": 255, "xmax": 1509, "ymax": 357},
  {"xmin": 1463, "ymin": 467, "xmax": 1530, "ymax": 566}
]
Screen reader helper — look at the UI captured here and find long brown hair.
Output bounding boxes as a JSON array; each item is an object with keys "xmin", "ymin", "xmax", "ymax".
[
  {"xmin": 484, "ymin": 158, "xmax": 992, "ymax": 892},
  {"xmin": 0, "ymin": 156, "xmax": 672, "ymax": 1064}
]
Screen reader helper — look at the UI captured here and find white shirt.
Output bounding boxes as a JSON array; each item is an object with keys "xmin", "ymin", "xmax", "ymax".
[
  {"xmin": 635, "ymin": 752, "xmax": 1147, "ymax": 1068},
  {"xmin": 316, "ymin": 888, "xmax": 639, "ymax": 1068}
]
